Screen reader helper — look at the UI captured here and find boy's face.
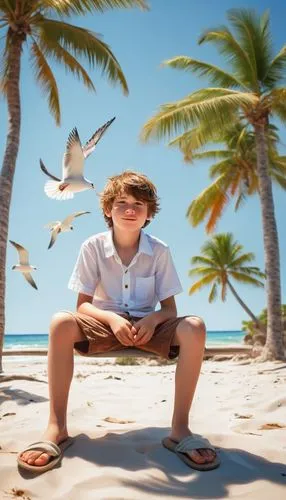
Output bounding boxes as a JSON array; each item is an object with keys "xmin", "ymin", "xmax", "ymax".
[{"xmin": 105, "ymin": 193, "xmax": 149, "ymax": 231}]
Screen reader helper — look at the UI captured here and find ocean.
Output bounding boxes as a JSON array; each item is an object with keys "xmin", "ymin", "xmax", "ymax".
[{"xmin": 4, "ymin": 331, "xmax": 245, "ymax": 349}]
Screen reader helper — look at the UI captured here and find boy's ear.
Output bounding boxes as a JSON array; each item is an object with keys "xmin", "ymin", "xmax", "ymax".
[{"xmin": 104, "ymin": 208, "xmax": 112, "ymax": 218}]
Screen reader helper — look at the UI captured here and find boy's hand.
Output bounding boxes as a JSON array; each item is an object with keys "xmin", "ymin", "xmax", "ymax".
[
  {"xmin": 109, "ymin": 315, "xmax": 137, "ymax": 346},
  {"xmin": 132, "ymin": 316, "xmax": 157, "ymax": 346}
]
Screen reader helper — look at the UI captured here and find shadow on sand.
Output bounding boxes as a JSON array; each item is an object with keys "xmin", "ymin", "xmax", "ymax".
[{"xmin": 18, "ymin": 426, "xmax": 286, "ymax": 498}]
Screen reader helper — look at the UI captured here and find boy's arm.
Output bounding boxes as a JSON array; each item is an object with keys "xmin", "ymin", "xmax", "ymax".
[
  {"xmin": 147, "ymin": 296, "xmax": 177, "ymax": 327},
  {"xmin": 76, "ymin": 293, "xmax": 117, "ymax": 326}
]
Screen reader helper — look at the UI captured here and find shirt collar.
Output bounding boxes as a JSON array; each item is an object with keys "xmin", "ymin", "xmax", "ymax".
[{"xmin": 104, "ymin": 230, "xmax": 153, "ymax": 258}]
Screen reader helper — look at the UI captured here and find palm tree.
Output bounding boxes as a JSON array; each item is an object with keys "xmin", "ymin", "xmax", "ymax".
[
  {"xmin": 0, "ymin": 0, "xmax": 148, "ymax": 373},
  {"xmin": 189, "ymin": 233, "xmax": 266, "ymax": 331},
  {"xmin": 172, "ymin": 124, "xmax": 286, "ymax": 233},
  {"xmin": 141, "ymin": 9, "xmax": 286, "ymax": 360}
]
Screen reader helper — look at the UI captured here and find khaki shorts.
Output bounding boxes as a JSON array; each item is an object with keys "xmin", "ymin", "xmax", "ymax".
[{"xmin": 68, "ymin": 312, "xmax": 188, "ymax": 360}]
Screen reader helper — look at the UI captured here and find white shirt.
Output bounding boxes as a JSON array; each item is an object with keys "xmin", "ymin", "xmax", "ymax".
[{"xmin": 68, "ymin": 230, "xmax": 183, "ymax": 317}]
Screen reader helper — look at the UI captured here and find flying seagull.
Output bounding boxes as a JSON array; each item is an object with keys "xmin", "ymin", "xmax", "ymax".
[
  {"xmin": 40, "ymin": 116, "xmax": 116, "ymax": 200},
  {"xmin": 9, "ymin": 240, "xmax": 38, "ymax": 290},
  {"xmin": 45, "ymin": 210, "xmax": 91, "ymax": 249}
]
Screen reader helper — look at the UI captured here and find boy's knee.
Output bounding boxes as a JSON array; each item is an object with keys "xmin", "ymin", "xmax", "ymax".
[
  {"xmin": 177, "ymin": 316, "xmax": 206, "ymax": 341},
  {"xmin": 187, "ymin": 316, "xmax": 206, "ymax": 336},
  {"xmin": 50, "ymin": 311, "xmax": 77, "ymax": 334},
  {"xmin": 77, "ymin": 303, "xmax": 87, "ymax": 315}
]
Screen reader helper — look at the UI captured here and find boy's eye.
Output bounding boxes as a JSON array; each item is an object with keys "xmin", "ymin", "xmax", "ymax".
[{"xmin": 135, "ymin": 201, "xmax": 143, "ymax": 206}]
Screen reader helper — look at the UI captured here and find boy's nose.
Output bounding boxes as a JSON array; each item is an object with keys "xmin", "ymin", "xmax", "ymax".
[{"xmin": 125, "ymin": 206, "xmax": 136, "ymax": 213}]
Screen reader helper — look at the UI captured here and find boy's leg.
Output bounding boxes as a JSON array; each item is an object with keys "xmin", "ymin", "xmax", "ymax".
[
  {"xmin": 20, "ymin": 312, "xmax": 86, "ymax": 467},
  {"xmin": 170, "ymin": 316, "xmax": 216, "ymax": 465}
]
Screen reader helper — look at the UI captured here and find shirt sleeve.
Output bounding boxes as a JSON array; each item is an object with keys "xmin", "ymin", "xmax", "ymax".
[
  {"xmin": 155, "ymin": 246, "xmax": 183, "ymax": 301},
  {"xmin": 68, "ymin": 241, "xmax": 99, "ymax": 296}
]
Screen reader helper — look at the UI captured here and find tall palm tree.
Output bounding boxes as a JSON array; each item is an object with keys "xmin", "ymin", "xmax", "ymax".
[
  {"xmin": 171, "ymin": 124, "xmax": 286, "ymax": 233},
  {"xmin": 0, "ymin": 0, "xmax": 148, "ymax": 373},
  {"xmin": 141, "ymin": 9, "xmax": 286, "ymax": 360},
  {"xmin": 189, "ymin": 233, "xmax": 266, "ymax": 331}
]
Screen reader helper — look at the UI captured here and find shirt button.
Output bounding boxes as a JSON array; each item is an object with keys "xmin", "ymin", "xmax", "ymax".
[
  {"xmin": 125, "ymin": 284, "xmax": 128, "ymax": 289},
  {"xmin": 124, "ymin": 303, "xmax": 128, "ymax": 307},
  {"xmin": 125, "ymin": 270, "xmax": 128, "ymax": 274}
]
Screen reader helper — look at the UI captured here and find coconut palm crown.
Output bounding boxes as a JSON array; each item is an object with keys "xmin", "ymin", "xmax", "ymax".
[
  {"xmin": 189, "ymin": 233, "xmax": 265, "ymax": 327},
  {"xmin": 179, "ymin": 124, "xmax": 286, "ymax": 233}
]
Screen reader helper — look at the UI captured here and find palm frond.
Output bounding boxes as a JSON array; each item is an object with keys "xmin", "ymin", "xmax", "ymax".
[
  {"xmin": 168, "ymin": 125, "xmax": 223, "ymax": 161},
  {"xmin": 271, "ymin": 88, "xmax": 286, "ymax": 122},
  {"xmin": 35, "ymin": 18, "xmax": 129, "ymax": 94},
  {"xmin": 162, "ymin": 56, "xmax": 247, "ymax": 89},
  {"xmin": 190, "ymin": 255, "xmax": 217, "ymax": 267},
  {"xmin": 237, "ymin": 266, "xmax": 266, "ymax": 279},
  {"xmin": 141, "ymin": 88, "xmax": 257, "ymax": 142},
  {"xmin": 209, "ymin": 158, "xmax": 236, "ymax": 178},
  {"xmin": 41, "ymin": 0, "xmax": 148, "ymax": 16},
  {"xmin": 271, "ymin": 173, "xmax": 286, "ymax": 189},
  {"xmin": 230, "ymin": 252, "xmax": 255, "ymax": 267},
  {"xmin": 191, "ymin": 150, "xmax": 232, "ymax": 161},
  {"xmin": 189, "ymin": 272, "xmax": 218, "ymax": 295},
  {"xmin": 30, "ymin": 40, "xmax": 60, "ymax": 124},
  {"xmin": 188, "ymin": 266, "xmax": 218, "ymax": 277},
  {"xmin": 0, "ymin": 27, "xmax": 10, "ymax": 94},
  {"xmin": 198, "ymin": 26, "xmax": 256, "ymax": 88},
  {"xmin": 227, "ymin": 8, "xmax": 272, "ymax": 85},
  {"xmin": 208, "ymin": 283, "xmax": 218, "ymax": 303},
  {"xmin": 234, "ymin": 191, "xmax": 247, "ymax": 211},
  {"xmin": 228, "ymin": 271, "xmax": 264, "ymax": 287},
  {"xmin": 264, "ymin": 45, "xmax": 286, "ymax": 88},
  {"xmin": 37, "ymin": 36, "xmax": 95, "ymax": 90},
  {"xmin": 187, "ymin": 174, "xmax": 230, "ymax": 230}
]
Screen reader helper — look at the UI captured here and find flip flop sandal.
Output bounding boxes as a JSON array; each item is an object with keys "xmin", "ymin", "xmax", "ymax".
[
  {"xmin": 17, "ymin": 437, "xmax": 74, "ymax": 473},
  {"xmin": 162, "ymin": 435, "xmax": 220, "ymax": 471}
]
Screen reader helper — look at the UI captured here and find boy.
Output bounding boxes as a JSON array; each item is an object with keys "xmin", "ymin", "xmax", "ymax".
[{"xmin": 18, "ymin": 171, "xmax": 219, "ymax": 472}]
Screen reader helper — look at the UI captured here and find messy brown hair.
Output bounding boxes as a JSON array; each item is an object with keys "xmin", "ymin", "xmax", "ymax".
[{"xmin": 100, "ymin": 170, "xmax": 160, "ymax": 228}]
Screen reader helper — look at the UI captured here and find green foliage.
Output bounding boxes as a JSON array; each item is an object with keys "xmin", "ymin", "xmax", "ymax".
[
  {"xmin": 185, "ymin": 123, "xmax": 286, "ymax": 232},
  {"xmin": 189, "ymin": 232, "xmax": 265, "ymax": 302},
  {"xmin": 242, "ymin": 305, "xmax": 286, "ymax": 334},
  {"xmin": 141, "ymin": 8, "xmax": 286, "ymax": 148},
  {"xmin": 0, "ymin": 0, "xmax": 148, "ymax": 123}
]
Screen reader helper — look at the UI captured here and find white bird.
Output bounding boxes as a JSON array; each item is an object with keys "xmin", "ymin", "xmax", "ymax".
[
  {"xmin": 40, "ymin": 117, "xmax": 115, "ymax": 200},
  {"xmin": 9, "ymin": 240, "xmax": 38, "ymax": 290},
  {"xmin": 45, "ymin": 211, "xmax": 91, "ymax": 249}
]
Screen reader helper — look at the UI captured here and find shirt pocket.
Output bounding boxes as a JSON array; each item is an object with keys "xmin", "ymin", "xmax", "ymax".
[{"xmin": 135, "ymin": 276, "xmax": 155, "ymax": 304}]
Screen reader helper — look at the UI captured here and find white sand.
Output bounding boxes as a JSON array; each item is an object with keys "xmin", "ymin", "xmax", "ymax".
[{"xmin": 1, "ymin": 356, "xmax": 286, "ymax": 499}]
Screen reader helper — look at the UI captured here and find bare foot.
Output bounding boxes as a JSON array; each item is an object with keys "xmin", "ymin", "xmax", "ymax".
[
  {"xmin": 19, "ymin": 424, "xmax": 68, "ymax": 467},
  {"xmin": 170, "ymin": 429, "xmax": 216, "ymax": 465}
]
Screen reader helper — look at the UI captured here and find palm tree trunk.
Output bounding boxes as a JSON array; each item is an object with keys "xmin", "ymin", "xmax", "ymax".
[
  {"xmin": 226, "ymin": 278, "xmax": 265, "ymax": 333},
  {"xmin": 0, "ymin": 31, "xmax": 23, "ymax": 373},
  {"xmin": 254, "ymin": 123, "xmax": 284, "ymax": 361}
]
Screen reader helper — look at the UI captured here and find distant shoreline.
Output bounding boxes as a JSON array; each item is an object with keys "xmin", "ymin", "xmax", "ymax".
[{"xmin": 4, "ymin": 331, "xmax": 245, "ymax": 349}]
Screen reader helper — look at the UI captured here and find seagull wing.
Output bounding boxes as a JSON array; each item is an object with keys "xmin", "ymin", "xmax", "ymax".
[
  {"xmin": 62, "ymin": 127, "xmax": 85, "ymax": 179},
  {"xmin": 9, "ymin": 240, "xmax": 29, "ymax": 265},
  {"xmin": 48, "ymin": 227, "xmax": 61, "ymax": 249},
  {"xmin": 82, "ymin": 117, "xmax": 116, "ymax": 159},
  {"xmin": 44, "ymin": 221, "xmax": 61, "ymax": 230},
  {"xmin": 23, "ymin": 272, "xmax": 38, "ymax": 290},
  {"xmin": 40, "ymin": 159, "xmax": 61, "ymax": 181},
  {"xmin": 62, "ymin": 211, "xmax": 91, "ymax": 226}
]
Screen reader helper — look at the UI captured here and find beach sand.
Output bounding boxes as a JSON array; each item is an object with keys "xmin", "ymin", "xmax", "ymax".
[{"xmin": 0, "ymin": 356, "xmax": 286, "ymax": 499}]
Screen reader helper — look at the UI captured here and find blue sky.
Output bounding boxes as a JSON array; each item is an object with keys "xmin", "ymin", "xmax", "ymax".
[{"xmin": 1, "ymin": 0, "xmax": 285, "ymax": 333}]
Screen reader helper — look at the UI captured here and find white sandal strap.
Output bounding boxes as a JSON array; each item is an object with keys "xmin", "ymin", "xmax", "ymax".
[
  {"xmin": 22, "ymin": 440, "xmax": 61, "ymax": 457},
  {"xmin": 175, "ymin": 436, "xmax": 215, "ymax": 453}
]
